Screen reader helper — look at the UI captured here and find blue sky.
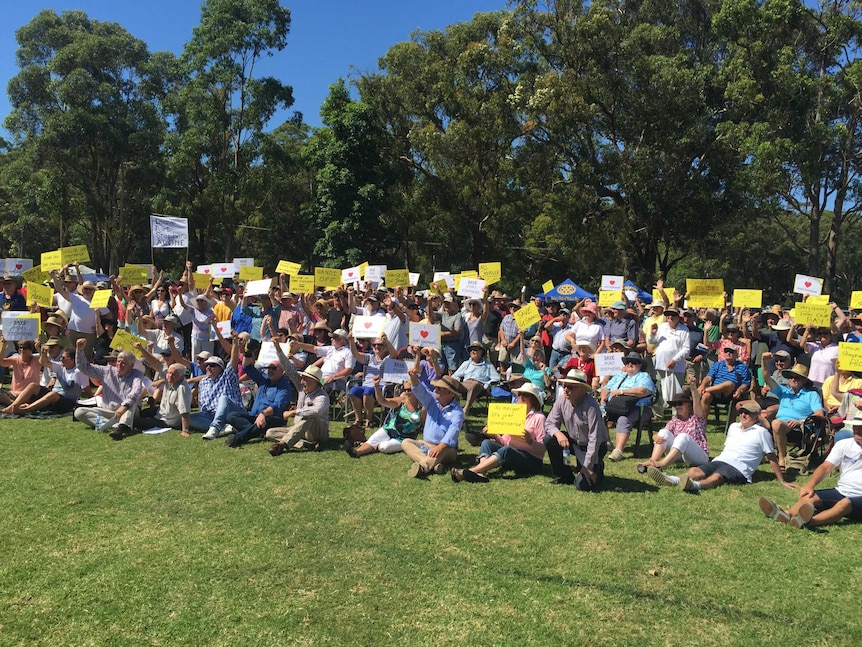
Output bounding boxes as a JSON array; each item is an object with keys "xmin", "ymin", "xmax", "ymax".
[{"xmin": 0, "ymin": 0, "xmax": 508, "ymax": 136}]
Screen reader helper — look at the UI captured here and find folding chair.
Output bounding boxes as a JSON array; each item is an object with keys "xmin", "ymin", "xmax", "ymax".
[{"xmin": 785, "ymin": 414, "xmax": 829, "ymax": 475}]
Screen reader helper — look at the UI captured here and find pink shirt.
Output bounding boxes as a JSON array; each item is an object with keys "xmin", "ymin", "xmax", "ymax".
[
  {"xmin": 501, "ymin": 409, "xmax": 547, "ymax": 460},
  {"xmin": 11, "ymin": 355, "xmax": 41, "ymax": 393},
  {"xmin": 665, "ymin": 413, "xmax": 709, "ymax": 454}
]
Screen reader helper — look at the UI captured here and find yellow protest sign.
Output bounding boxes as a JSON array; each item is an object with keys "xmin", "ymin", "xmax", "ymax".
[
  {"xmin": 794, "ymin": 302, "xmax": 831, "ymax": 328},
  {"xmin": 314, "ymin": 267, "xmax": 341, "ymax": 289},
  {"xmin": 275, "ymin": 260, "xmax": 301, "ymax": 275},
  {"xmin": 238, "ymin": 265, "xmax": 264, "ymax": 281},
  {"xmin": 60, "ymin": 244, "xmax": 90, "ymax": 264},
  {"xmin": 513, "ymin": 302, "xmax": 541, "ymax": 330},
  {"xmin": 732, "ymin": 289, "xmax": 763, "ymax": 309},
  {"xmin": 289, "ymin": 274, "xmax": 315, "ymax": 294},
  {"xmin": 428, "ymin": 279, "xmax": 449, "ymax": 296},
  {"xmin": 358, "ymin": 261, "xmax": 369, "ymax": 278},
  {"xmin": 26, "ymin": 283, "xmax": 54, "ymax": 308},
  {"xmin": 543, "ymin": 280, "xmax": 554, "ymax": 294},
  {"xmin": 651, "ymin": 290, "xmax": 666, "ymax": 304},
  {"xmin": 40, "ymin": 250, "xmax": 63, "ymax": 271},
  {"xmin": 487, "ymin": 403, "xmax": 527, "ymax": 436},
  {"xmin": 460, "ymin": 270, "xmax": 478, "ymax": 279},
  {"xmin": 22, "ymin": 265, "xmax": 50, "ymax": 285},
  {"xmin": 110, "ymin": 329, "xmax": 148, "ymax": 359},
  {"xmin": 686, "ymin": 278, "xmax": 725, "ymax": 308},
  {"xmin": 850, "ymin": 291, "xmax": 862, "ymax": 311},
  {"xmin": 89, "ymin": 289, "xmax": 113, "ymax": 309},
  {"xmin": 838, "ymin": 342, "xmax": 862, "ymax": 371},
  {"xmin": 807, "ymin": 294, "xmax": 830, "ymax": 305},
  {"xmin": 385, "ymin": 269, "xmax": 410, "ymax": 286},
  {"xmin": 119, "ymin": 265, "xmax": 150, "ymax": 284},
  {"xmin": 478, "ymin": 262, "xmax": 501, "ymax": 286},
  {"xmin": 453, "ymin": 274, "xmax": 461, "ymax": 292},
  {"xmin": 598, "ymin": 290, "xmax": 622, "ymax": 307}
]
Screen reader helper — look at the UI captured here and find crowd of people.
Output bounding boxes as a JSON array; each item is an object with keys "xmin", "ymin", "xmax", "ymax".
[{"xmin": 2, "ymin": 264, "xmax": 862, "ymax": 531}]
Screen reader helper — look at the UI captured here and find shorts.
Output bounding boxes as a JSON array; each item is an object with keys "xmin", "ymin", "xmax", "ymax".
[
  {"xmin": 698, "ymin": 460, "xmax": 747, "ymax": 485},
  {"xmin": 815, "ymin": 488, "xmax": 862, "ymax": 520},
  {"xmin": 49, "ymin": 396, "xmax": 78, "ymax": 414},
  {"xmin": 349, "ymin": 385, "xmax": 375, "ymax": 398}
]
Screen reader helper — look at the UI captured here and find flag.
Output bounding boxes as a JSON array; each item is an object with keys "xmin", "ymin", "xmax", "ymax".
[{"xmin": 150, "ymin": 215, "xmax": 189, "ymax": 248}]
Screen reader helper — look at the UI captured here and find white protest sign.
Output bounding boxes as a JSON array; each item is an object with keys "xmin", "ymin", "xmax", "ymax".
[
  {"xmin": 342, "ymin": 266, "xmax": 361, "ymax": 283},
  {"xmin": 216, "ymin": 320, "xmax": 231, "ymax": 337},
  {"xmin": 150, "ymin": 215, "xmax": 189, "ymax": 248},
  {"xmin": 352, "ymin": 315, "xmax": 385, "ymax": 339},
  {"xmin": 212, "ymin": 262, "xmax": 236, "ymax": 278},
  {"xmin": 457, "ymin": 277, "xmax": 486, "ymax": 299},
  {"xmin": 624, "ymin": 288, "xmax": 638, "ymax": 302},
  {"xmin": 243, "ymin": 278, "xmax": 273, "ymax": 297},
  {"xmin": 601, "ymin": 275, "xmax": 624, "ymax": 291},
  {"xmin": 1, "ymin": 312, "xmax": 40, "ymax": 341},
  {"xmin": 232, "ymin": 257, "xmax": 254, "ymax": 268},
  {"xmin": 433, "ymin": 271, "xmax": 450, "ymax": 282},
  {"xmin": 196, "ymin": 264, "xmax": 213, "ymax": 276},
  {"xmin": 255, "ymin": 341, "xmax": 279, "ymax": 368},
  {"xmin": 409, "ymin": 322, "xmax": 441, "ymax": 349},
  {"xmin": 383, "ymin": 358, "xmax": 410, "ymax": 384},
  {"xmin": 409, "ymin": 272, "xmax": 420, "ymax": 287},
  {"xmin": 4, "ymin": 258, "xmax": 33, "ymax": 276},
  {"xmin": 365, "ymin": 265, "xmax": 387, "ymax": 282},
  {"xmin": 793, "ymin": 273, "xmax": 823, "ymax": 297},
  {"xmin": 595, "ymin": 352, "xmax": 624, "ymax": 377}
]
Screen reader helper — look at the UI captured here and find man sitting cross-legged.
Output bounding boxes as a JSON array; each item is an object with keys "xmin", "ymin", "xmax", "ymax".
[{"xmin": 401, "ymin": 372, "xmax": 464, "ymax": 479}]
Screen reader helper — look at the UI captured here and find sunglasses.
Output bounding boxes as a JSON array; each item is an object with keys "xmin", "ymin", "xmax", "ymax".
[
  {"xmin": 724, "ymin": 348, "xmax": 736, "ymax": 353},
  {"xmin": 403, "ymin": 388, "xmax": 412, "ymax": 393},
  {"xmin": 737, "ymin": 409, "xmax": 753, "ymax": 416},
  {"xmin": 265, "ymin": 365, "xmax": 282, "ymax": 372},
  {"xmin": 774, "ymin": 358, "xmax": 788, "ymax": 363},
  {"xmin": 372, "ymin": 344, "xmax": 385, "ymax": 348}
]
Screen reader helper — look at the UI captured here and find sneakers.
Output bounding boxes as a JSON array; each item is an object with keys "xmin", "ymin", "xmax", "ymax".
[
  {"xmin": 202, "ymin": 427, "xmax": 220, "ymax": 440},
  {"xmin": 608, "ymin": 448, "xmax": 625, "ymax": 462},
  {"xmin": 224, "ymin": 433, "xmax": 239, "ymax": 448},
  {"xmin": 407, "ymin": 463, "xmax": 426, "ymax": 479},
  {"xmin": 789, "ymin": 501, "xmax": 815, "ymax": 529},
  {"xmin": 759, "ymin": 496, "xmax": 791, "ymax": 524},
  {"xmin": 646, "ymin": 466, "xmax": 676, "ymax": 487},
  {"xmin": 108, "ymin": 427, "xmax": 125, "ymax": 441},
  {"xmin": 678, "ymin": 474, "xmax": 698, "ymax": 493},
  {"xmin": 451, "ymin": 468, "xmax": 465, "ymax": 483},
  {"xmin": 267, "ymin": 443, "xmax": 286, "ymax": 457}
]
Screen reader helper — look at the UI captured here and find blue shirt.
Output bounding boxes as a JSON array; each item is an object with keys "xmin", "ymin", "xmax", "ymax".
[
  {"xmin": 231, "ymin": 305, "xmax": 253, "ymax": 335},
  {"xmin": 198, "ymin": 364, "xmax": 243, "ymax": 413},
  {"xmin": 606, "ymin": 370, "xmax": 654, "ymax": 407},
  {"xmin": 452, "ymin": 359, "xmax": 501, "ymax": 388},
  {"xmin": 412, "ymin": 381, "xmax": 463, "ymax": 448},
  {"xmin": 707, "ymin": 359, "xmax": 751, "ymax": 388},
  {"xmin": 244, "ymin": 364, "xmax": 292, "ymax": 417},
  {"xmin": 772, "ymin": 383, "xmax": 823, "ymax": 421}
]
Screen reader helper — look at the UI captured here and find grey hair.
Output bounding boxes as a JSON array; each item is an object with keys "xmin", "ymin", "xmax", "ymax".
[{"xmin": 117, "ymin": 351, "xmax": 136, "ymax": 364}]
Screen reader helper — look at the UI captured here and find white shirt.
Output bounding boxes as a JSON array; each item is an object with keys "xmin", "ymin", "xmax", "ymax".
[
  {"xmin": 314, "ymin": 345, "xmax": 355, "ymax": 380},
  {"xmin": 650, "ymin": 322, "xmax": 690, "ymax": 374},
  {"xmin": 68, "ymin": 292, "xmax": 105, "ymax": 334},
  {"xmin": 384, "ymin": 313, "xmax": 407, "ymax": 350},
  {"xmin": 825, "ymin": 437, "xmax": 862, "ymax": 498},
  {"xmin": 715, "ymin": 423, "xmax": 775, "ymax": 482}
]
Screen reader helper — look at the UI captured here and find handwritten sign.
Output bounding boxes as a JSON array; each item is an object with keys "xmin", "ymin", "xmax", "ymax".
[
  {"xmin": 216, "ymin": 320, "xmax": 232, "ymax": 337},
  {"xmin": 838, "ymin": 342, "xmax": 862, "ymax": 371},
  {"xmin": 385, "ymin": 269, "xmax": 410, "ymax": 287},
  {"xmin": 595, "ymin": 352, "xmax": 624, "ymax": 377},
  {"xmin": 192, "ymin": 272, "xmax": 220, "ymax": 286},
  {"xmin": 89, "ymin": 289, "xmax": 113, "ymax": 309},
  {"xmin": 457, "ymin": 277, "xmax": 486, "ymax": 299},
  {"xmin": 4, "ymin": 258, "xmax": 33, "ymax": 276},
  {"xmin": 314, "ymin": 267, "xmax": 341, "ymax": 289},
  {"xmin": 430, "ymin": 279, "xmax": 449, "ymax": 295},
  {"xmin": 275, "ymin": 260, "xmax": 301, "ymax": 276},
  {"xmin": 119, "ymin": 265, "xmax": 150, "ymax": 284},
  {"xmin": 60, "ymin": 244, "xmax": 90, "ymax": 264},
  {"xmin": 601, "ymin": 275, "xmax": 623, "ymax": 291},
  {"xmin": 543, "ymin": 280, "xmax": 554, "ymax": 294},
  {"xmin": 22, "ymin": 265, "xmax": 50, "ymax": 285},
  {"xmin": 408, "ymin": 272, "xmax": 420, "ymax": 287},
  {"xmin": 342, "ymin": 266, "xmax": 361, "ymax": 283},
  {"xmin": 212, "ymin": 262, "xmax": 236, "ymax": 278},
  {"xmin": 793, "ymin": 273, "xmax": 823, "ymax": 297},
  {"xmin": 794, "ymin": 302, "xmax": 831, "ymax": 328},
  {"xmin": 732, "ymin": 289, "xmax": 763, "ymax": 309},
  {"xmin": 382, "ymin": 358, "xmax": 410, "ymax": 384},
  {"xmin": 651, "ymin": 289, "xmax": 665, "ymax": 304},
  {"xmin": 243, "ymin": 278, "xmax": 274, "ymax": 297},
  {"xmin": 40, "ymin": 250, "xmax": 63, "ymax": 271},
  {"xmin": 1, "ymin": 313, "xmax": 40, "ymax": 341},
  {"xmin": 365, "ymin": 265, "xmax": 386, "ymax": 283},
  {"xmin": 232, "ymin": 257, "xmax": 254, "ymax": 268},
  {"xmin": 598, "ymin": 290, "xmax": 622, "ymax": 307},
  {"xmin": 238, "ymin": 265, "xmax": 263, "ymax": 281},
  {"xmin": 352, "ymin": 315, "xmax": 385, "ymax": 339},
  {"xmin": 686, "ymin": 278, "xmax": 725, "ymax": 308},
  {"xmin": 487, "ymin": 402, "xmax": 527, "ymax": 436},
  {"xmin": 851, "ymin": 291, "xmax": 862, "ymax": 311},
  {"xmin": 110, "ymin": 329, "xmax": 149, "ymax": 358},
  {"xmin": 408, "ymin": 322, "xmax": 440, "ymax": 349},
  {"xmin": 513, "ymin": 302, "xmax": 541, "ymax": 330},
  {"xmin": 807, "ymin": 294, "xmax": 830, "ymax": 305},
  {"xmin": 25, "ymin": 283, "xmax": 54, "ymax": 309},
  {"xmin": 289, "ymin": 275, "xmax": 315, "ymax": 294},
  {"xmin": 255, "ymin": 341, "xmax": 278, "ymax": 368},
  {"xmin": 479, "ymin": 262, "xmax": 501, "ymax": 286}
]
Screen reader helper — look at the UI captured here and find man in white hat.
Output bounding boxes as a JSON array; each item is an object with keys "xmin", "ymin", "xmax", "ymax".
[
  {"xmin": 291, "ymin": 328, "xmax": 355, "ymax": 391},
  {"xmin": 402, "ymin": 373, "xmax": 464, "ymax": 478},
  {"xmin": 763, "ymin": 363, "xmax": 824, "ymax": 469},
  {"xmin": 544, "ymin": 369, "xmax": 609, "ymax": 490},
  {"xmin": 759, "ymin": 412, "xmax": 862, "ymax": 529},
  {"xmin": 265, "ymin": 361, "xmax": 330, "ymax": 456}
]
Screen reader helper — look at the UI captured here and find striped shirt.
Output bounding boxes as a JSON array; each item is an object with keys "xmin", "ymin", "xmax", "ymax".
[
  {"xmin": 76, "ymin": 350, "xmax": 144, "ymax": 410},
  {"xmin": 197, "ymin": 364, "xmax": 243, "ymax": 414}
]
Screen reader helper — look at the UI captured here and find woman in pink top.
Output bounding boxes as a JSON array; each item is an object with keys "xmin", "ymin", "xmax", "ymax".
[
  {"xmin": 451, "ymin": 383, "xmax": 547, "ymax": 483},
  {"xmin": 637, "ymin": 386, "xmax": 710, "ymax": 475},
  {"xmin": 0, "ymin": 339, "xmax": 41, "ymax": 412}
]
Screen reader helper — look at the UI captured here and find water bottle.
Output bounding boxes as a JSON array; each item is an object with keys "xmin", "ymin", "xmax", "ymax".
[
  {"xmin": 95, "ymin": 412, "xmax": 103, "ymax": 429},
  {"xmin": 562, "ymin": 449, "xmax": 571, "ymax": 466}
]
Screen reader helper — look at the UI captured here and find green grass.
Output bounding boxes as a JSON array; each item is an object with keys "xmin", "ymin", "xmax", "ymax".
[{"xmin": 1, "ymin": 412, "xmax": 860, "ymax": 646}]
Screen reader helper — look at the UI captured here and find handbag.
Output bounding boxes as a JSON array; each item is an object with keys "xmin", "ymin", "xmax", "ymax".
[{"xmin": 605, "ymin": 394, "xmax": 639, "ymax": 420}]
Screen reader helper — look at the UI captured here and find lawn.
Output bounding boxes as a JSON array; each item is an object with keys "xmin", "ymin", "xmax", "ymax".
[{"xmin": 1, "ymin": 411, "xmax": 859, "ymax": 646}]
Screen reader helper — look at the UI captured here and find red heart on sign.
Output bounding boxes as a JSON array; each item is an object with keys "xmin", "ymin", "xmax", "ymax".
[
  {"xmin": 804, "ymin": 281, "xmax": 811, "ymax": 288},
  {"xmin": 609, "ymin": 280, "xmax": 615, "ymax": 285},
  {"xmin": 220, "ymin": 267, "xmax": 227, "ymax": 272},
  {"xmin": 204, "ymin": 268, "xmax": 210, "ymax": 274},
  {"xmin": 348, "ymin": 272, "xmax": 354, "ymax": 277},
  {"xmin": 364, "ymin": 321, "xmax": 372, "ymax": 329},
  {"xmin": 420, "ymin": 330, "xmax": 429, "ymax": 339},
  {"xmin": 15, "ymin": 264, "xmax": 22, "ymax": 270}
]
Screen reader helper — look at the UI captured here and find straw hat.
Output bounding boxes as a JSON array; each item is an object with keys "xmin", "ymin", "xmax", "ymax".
[{"xmin": 512, "ymin": 382, "xmax": 544, "ymax": 409}]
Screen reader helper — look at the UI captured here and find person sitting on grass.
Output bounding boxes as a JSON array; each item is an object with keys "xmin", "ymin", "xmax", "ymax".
[
  {"xmin": 135, "ymin": 363, "xmax": 192, "ymax": 436},
  {"xmin": 0, "ymin": 339, "xmax": 42, "ymax": 413},
  {"xmin": 345, "ymin": 376, "xmax": 424, "ymax": 458},
  {"xmin": 401, "ymin": 372, "xmax": 464, "ymax": 479},
  {"xmin": 638, "ymin": 388, "xmax": 709, "ymax": 479},
  {"xmin": 543, "ymin": 368, "xmax": 609, "ymax": 491},
  {"xmin": 648, "ymin": 400, "xmax": 793, "ymax": 493},
  {"xmin": 601, "ymin": 352, "xmax": 655, "ymax": 462},
  {"xmin": 759, "ymin": 412, "xmax": 862, "ymax": 529},
  {"xmin": 265, "ymin": 363, "xmax": 330, "ymax": 457},
  {"xmin": 451, "ymin": 382, "xmax": 546, "ymax": 483},
  {"xmin": 763, "ymin": 363, "xmax": 825, "ymax": 470},
  {"xmin": 4, "ymin": 346, "xmax": 91, "ymax": 416}
]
